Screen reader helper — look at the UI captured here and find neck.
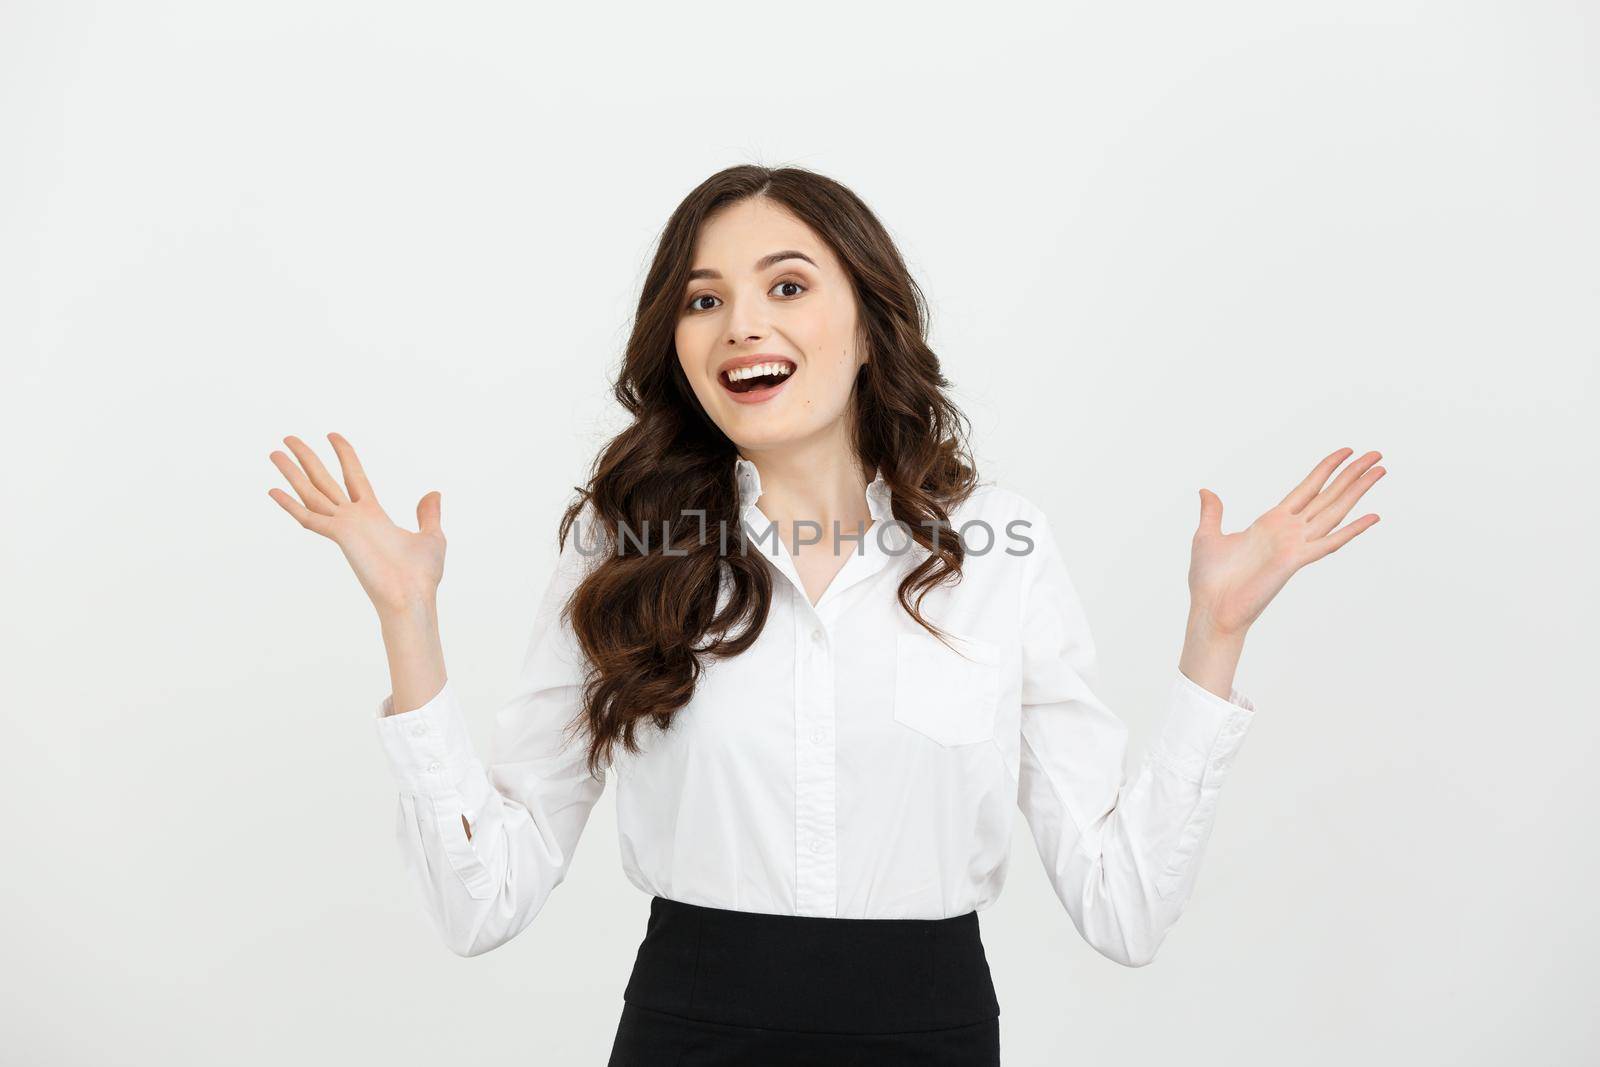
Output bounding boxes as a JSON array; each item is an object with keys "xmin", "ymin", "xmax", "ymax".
[{"xmin": 740, "ymin": 431, "xmax": 872, "ymax": 550}]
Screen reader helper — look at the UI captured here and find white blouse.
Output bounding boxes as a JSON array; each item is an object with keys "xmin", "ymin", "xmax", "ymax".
[{"xmin": 375, "ymin": 457, "xmax": 1257, "ymax": 964}]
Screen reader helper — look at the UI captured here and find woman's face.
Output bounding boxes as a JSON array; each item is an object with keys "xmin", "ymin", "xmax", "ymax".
[{"xmin": 675, "ymin": 197, "xmax": 866, "ymax": 455}]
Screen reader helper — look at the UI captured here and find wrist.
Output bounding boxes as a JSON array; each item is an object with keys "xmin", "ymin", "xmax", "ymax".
[
  {"xmin": 378, "ymin": 591, "xmax": 439, "ymax": 632},
  {"xmin": 1185, "ymin": 606, "xmax": 1248, "ymax": 648},
  {"xmin": 1179, "ymin": 610, "xmax": 1247, "ymax": 701}
]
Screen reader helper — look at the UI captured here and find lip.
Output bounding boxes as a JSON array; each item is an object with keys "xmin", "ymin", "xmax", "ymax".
[{"xmin": 716, "ymin": 353, "xmax": 797, "ymax": 406}]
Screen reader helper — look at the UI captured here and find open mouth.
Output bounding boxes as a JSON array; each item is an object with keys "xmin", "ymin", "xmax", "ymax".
[{"xmin": 719, "ymin": 360, "xmax": 796, "ymax": 398}]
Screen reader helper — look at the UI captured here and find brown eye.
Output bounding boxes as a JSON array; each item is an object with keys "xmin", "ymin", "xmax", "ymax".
[{"xmin": 685, "ymin": 278, "xmax": 806, "ymax": 313}]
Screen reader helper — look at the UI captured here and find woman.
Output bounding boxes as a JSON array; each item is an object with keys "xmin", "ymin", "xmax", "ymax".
[{"xmin": 268, "ymin": 165, "xmax": 1384, "ymax": 1065}]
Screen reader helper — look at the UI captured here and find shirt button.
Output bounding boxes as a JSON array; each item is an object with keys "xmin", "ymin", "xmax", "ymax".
[
  {"xmin": 809, "ymin": 839, "xmax": 823, "ymax": 853},
  {"xmin": 410, "ymin": 723, "xmax": 427, "ymax": 737},
  {"xmin": 811, "ymin": 627, "xmax": 825, "ymax": 643},
  {"xmin": 810, "ymin": 729, "xmax": 825, "ymax": 744},
  {"xmin": 426, "ymin": 761, "xmax": 442, "ymax": 774}
]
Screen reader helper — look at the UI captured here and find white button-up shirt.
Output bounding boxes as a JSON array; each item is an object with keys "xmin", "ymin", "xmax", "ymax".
[{"xmin": 375, "ymin": 458, "xmax": 1257, "ymax": 964}]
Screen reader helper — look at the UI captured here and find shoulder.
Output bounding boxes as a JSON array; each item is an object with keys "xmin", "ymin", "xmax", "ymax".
[
  {"xmin": 950, "ymin": 479, "xmax": 1051, "ymax": 532},
  {"xmin": 941, "ymin": 481, "xmax": 1061, "ymax": 578}
]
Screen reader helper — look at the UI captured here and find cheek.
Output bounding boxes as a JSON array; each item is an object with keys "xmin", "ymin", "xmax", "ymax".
[
  {"xmin": 674, "ymin": 325, "xmax": 701, "ymax": 378},
  {"xmin": 794, "ymin": 305, "xmax": 856, "ymax": 366},
  {"xmin": 797, "ymin": 347, "xmax": 859, "ymax": 405}
]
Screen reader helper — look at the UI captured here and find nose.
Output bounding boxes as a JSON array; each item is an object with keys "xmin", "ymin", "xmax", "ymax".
[{"xmin": 722, "ymin": 292, "xmax": 768, "ymax": 346}]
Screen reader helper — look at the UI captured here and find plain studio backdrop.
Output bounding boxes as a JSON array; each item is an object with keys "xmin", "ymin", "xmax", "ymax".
[{"xmin": 3, "ymin": 1, "xmax": 1595, "ymax": 1063}]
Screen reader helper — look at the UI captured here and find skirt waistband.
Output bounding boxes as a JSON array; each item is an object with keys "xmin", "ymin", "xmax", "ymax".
[{"xmin": 621, "ymin": 896, "xmax": 1000, "ymax": 1035}]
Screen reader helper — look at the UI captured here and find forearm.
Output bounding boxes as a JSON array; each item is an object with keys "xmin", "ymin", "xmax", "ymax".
[
  {"xmin": 379, "ymin": 595, "xmax": 448, "ymax": 716},
  {"xmin": 1177, "ymin": 610, "xmax": 1247, "ymax": 703}
]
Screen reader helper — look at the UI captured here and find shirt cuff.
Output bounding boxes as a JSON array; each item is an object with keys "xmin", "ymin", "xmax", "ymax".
[
  {"xmin": 1151, "ymin": 670, "xmax": 1257, "ymax": 787},
  {"xmin": 373, "ymin": 679, "xmax": 481, "ymax": 797}
]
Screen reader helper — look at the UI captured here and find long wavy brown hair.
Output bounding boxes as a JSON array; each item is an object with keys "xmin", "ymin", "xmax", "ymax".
[{"xmin": 557, "ymin": 164, "xmax": 979, "ymax": 777}]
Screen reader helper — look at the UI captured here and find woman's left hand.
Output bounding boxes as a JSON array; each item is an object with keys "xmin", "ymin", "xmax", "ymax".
[{"xmin": 1188, "ymin": 447, "xmax": 1386, "ymax": 639}]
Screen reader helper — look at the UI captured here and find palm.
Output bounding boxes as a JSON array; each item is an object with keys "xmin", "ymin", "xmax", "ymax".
[
  {"xmin": 336, "ymin": 505, "xmax": 446, "ymax": 610},
  {"xmin": 1188, "ymin": 448, "xmax": 1385, "ymax": 636},
  {"xmin": 267, "ymin": 432, "xmax": 447, "ymax": 613}
]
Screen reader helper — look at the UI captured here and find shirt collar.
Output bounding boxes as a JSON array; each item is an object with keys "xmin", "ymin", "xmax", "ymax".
[{"xmin": 734, "ymin": 456, "xmax": 893, "ymax": 523}]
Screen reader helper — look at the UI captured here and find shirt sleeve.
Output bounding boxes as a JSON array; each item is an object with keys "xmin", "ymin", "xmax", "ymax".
[
  {"xmin": 1014, "ymin": 503, "xmax": 1256, "ymax": 967},
  {"xmin": 372, "ymin": 505, "xmax": 608, "ymax": 957}
]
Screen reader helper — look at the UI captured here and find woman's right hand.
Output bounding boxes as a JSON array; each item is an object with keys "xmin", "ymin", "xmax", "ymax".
[{"xmin": 268, "ymin": 432, "xmax": 446, "ymax": 618}]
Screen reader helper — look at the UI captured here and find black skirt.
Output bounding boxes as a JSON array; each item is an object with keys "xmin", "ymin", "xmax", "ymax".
[{"xmin": 608, "ymin": 895, "xmax": 1001, "ymax": 1066}]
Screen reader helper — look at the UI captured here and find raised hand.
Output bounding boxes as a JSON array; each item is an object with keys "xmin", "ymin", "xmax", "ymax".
[
  {"xmin": 1187, "ymin": 447, "xmax": 1385, "ymax": 638},
  {"xmin": 267, "ymin": 432, "xmax": 447, "ymax": 616}
]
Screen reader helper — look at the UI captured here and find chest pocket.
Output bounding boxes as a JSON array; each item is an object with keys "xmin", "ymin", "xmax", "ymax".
[{"xmin": 893, "ymin": 630, "xmax": 1002, "ymax": 747}]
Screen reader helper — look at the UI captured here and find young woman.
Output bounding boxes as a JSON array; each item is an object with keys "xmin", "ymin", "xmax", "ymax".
[{"xmin": 268, "ymin": 165, "xmax": 1384, "ymax": 1065}]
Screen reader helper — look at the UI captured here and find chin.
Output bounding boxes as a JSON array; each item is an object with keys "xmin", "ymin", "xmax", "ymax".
[{"xmin": 722, "ymin": 419, "xmax": 800, "ymax": 450}]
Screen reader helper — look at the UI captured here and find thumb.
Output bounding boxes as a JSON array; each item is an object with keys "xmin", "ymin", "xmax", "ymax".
[
  {"xmin": 1197, "ymin": 487, "xmax": 1223, "ymax": 536},
  {"xmin": 417, "ymin": 490, "xmax": 443, "ymax": 535}
]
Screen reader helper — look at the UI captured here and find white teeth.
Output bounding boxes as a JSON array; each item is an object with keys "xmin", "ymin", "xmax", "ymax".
[{"xmin": 726, "ymin": 362, "xmax": 794, "ymax": 382}]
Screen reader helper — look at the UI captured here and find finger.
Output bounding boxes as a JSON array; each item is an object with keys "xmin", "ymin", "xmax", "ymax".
[
  {"xmin": 1197, "ymin": 487, "xmax": 1223, "ymax": 538},
  {"xmin": 417, "ymin": 490, "xmax": 443, "ymax": 536},
  {"xmin": 1307, "ymin": 463, "xmax": 1386, "ymax": 537},
  {"xmin": 269, "ymin": 449, "xmax": 336, "ymax": 514},
  {"xmin": 268, "ymin": 487, "xmax": 335, "ymax": 537},
  {"xmin": 282, "ymin": 435, "xmax": 349, "ymax": 506},
  {"xmin": 1302, "ymin": 450, "xmax": 1381, "ymax": 524},
  {"xmin": 1281, "ymin": 448, "xmax": 1354, "ymax": 513},
  {"xmin": 327, "ymin": 432, "xmax": 376, "ymax": 503},
  {"xmin": 1306, "ymin": 513, "xmax": 1380, "ymax": 561}
]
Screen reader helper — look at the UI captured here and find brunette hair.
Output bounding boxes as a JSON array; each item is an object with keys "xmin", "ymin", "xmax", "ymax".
[{"xmin": 558, "ymin": 164, "xmax": 978, "ymax": 777}]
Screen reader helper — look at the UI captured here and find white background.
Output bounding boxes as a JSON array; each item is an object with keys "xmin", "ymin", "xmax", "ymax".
[{"xmin": 4, "ymin": 1, "xmax": 1596, "ymax": 1063}]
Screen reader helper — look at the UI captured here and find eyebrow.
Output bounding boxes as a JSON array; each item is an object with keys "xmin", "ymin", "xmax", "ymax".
[{"xmin": 686, "ymin": 250, "xmax": 818, "ymax": 282}]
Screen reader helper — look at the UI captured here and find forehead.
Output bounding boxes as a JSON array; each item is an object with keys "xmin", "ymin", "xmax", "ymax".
[{"xmin": 691, "ymin": 198, "xmax": 839, "ymax": 274}]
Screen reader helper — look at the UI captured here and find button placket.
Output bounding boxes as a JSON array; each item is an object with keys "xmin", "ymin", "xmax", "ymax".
[{"xmin": 793, "ymin": 604, "xmax": 838, "ymax": 916}]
